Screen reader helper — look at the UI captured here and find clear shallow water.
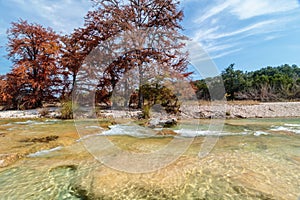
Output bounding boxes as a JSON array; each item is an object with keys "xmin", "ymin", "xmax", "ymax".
[{"xmin": 0, "ymin": 118, "xmax": 299, "ymax": 199}]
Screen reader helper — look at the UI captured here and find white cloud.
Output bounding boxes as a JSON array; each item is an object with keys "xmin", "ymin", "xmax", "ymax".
[
  {"xmin": 190, "ymin": 19, "xmax": 279, "ymax": 58},
  {"xmin": 205, "ymin": 43, "xmax": 238, "ymax": 53},
  {"xmin": 193, "ymin": 27, "xmax": 220, "ymax": 40},
  {"xmin": 205, "ymin": 19, "xmax": 277, "ymax": 40},
  {"xmin": 186, "ymin": 41, "xmax": 222, "ymax": 78},
  {"xmin": 211, "ymin": 48, "xmax": 242, "ymax": 59},
  {"xmin": 230, "ymin": 0, "xmax": 299, "ymax": 19},
  {"xmin": 187, "ymin": 0, "xmax": 300, "ymax": 60},
  {"xmin": 194, "ymin": 0, "xmax": 233, "ymax": 23},
  {"xmin": 264, "ymin": 35, "xmax": 281, "ymax": 41},
  {"xmin": 194, "ymin": 0, "xmax": 299, "ymax": 23},
  {"xmin": 8, "ymin": 0, "xmax": 92, "ymax": 33}
]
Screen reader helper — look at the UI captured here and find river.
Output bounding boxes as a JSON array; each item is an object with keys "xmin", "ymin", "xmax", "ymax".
[{"xmin": 0, "ymin": 118, "xmax": 299, "ymax": 199}]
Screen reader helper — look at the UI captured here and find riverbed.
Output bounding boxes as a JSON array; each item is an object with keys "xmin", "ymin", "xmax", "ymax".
[{"xmin": 0, "ymin": 118, "xmax": 299, "ymax": 199}]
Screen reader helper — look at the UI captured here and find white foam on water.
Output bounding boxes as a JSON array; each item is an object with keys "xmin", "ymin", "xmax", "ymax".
[
  {"xmin": 7, "ymin": 127, "xmax": 20, "ymax": 131},
  {"xmin": 2, "ymin": 123, "xmax": 13, "ymax": 126},
  {"xmin": 270, "ymin": 126, "xmax": 300, "ymax": 134},
  {"xmin": 13, "ymin": 120, "xmax": 59, "ymax": 126},
  {"xmin": 85, "ymin": 126, "xmax": 103, "ymax": 130},
  {"xmin": 76, "ymin": 133, "xmax": 102, "ymax": 142},
  {"xmin": 27, "ymin": 146, "xmax": 63, "ymax": 157},
  {"xmin": 14, "ymin": 120, "xmax": 36, "ymax": 125},
  {"xmin": 174, "ymin": 129, "xmax": 249, "ymax": 137},
  {"xmin": 175, "ymin": 129, "xmax": 217, "ymax": 137},
  {"xmin": 101, "ymin": 124, "xmax": 156, "ymax": 137},
  {"xmin": 284, "ymin": 123, "xmax": 300, "ymax": 127},
  {"xmin": 294, "ymin": 130, "xmax": 300, "ymax": 134},
  {"xmin": 45, "ymin": 119, "xmax": 61, "ymax": 123},
  {"xmin": 78, "ymin": 124, "xmax": 157, "ymax": 140},
  {"xmin": 271, "ymin": 126, "xmax": 289, "ymax": 131},
  {"xmin": 254, "ymin": 131, "xmax": 269, "ymax": 136}
]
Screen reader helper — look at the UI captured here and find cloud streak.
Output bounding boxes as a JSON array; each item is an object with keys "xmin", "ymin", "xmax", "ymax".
[
  {"xmin": 194, "ymin": 0, "xmax": 232, "ymax": 24},
  {"xmin": 204, "ymin": 19, "xmax": 277, "ymax": 40},
  {"xmin": 185, "ymin": 0, "xmax": 300, "ymax": 60},
  {"xmin": 6, "ymin": 0, "xmax": 92, "ymax": 33},
  {"xmin": 230, "ymin": 0, "xmax": 299, "ymax": 19}
]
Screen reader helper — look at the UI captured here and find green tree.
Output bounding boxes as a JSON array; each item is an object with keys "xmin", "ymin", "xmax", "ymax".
[{"xmin": 222, "ymin": 64, "xmax": 246, "ymax": 100}]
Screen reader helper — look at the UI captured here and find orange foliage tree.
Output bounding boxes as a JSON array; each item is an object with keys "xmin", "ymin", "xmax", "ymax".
[
  {"xmin": 1, "ymin": 1, "xmax": 190, "ymax": 110},
  {"xmin": 74, "ymin": 0, "xmax": 189, "ymax": 108},
  {"xmin": 60, "ymin": 3, "xmax": 124, "ymax": 97},
  {"xmin": 0, "ymin": 75, "xmax": 10, "ymax": 106},
  {"xmin": 5, "ymin": 20, "xmax": 62, "ymax": 109},
  {"xmin": 60, "ymin": 29, "xmax": 87, "ymax": 96}
]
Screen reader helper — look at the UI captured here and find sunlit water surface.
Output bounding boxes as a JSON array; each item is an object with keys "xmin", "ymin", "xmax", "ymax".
[{"xmin": 0, "ymin": 118, "xmax": 299, "ymax": 199}]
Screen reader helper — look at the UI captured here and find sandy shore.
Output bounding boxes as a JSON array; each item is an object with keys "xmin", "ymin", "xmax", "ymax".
[{"xmin": 1, "ymin": 102, "xmax": 300, "ymax": 119}]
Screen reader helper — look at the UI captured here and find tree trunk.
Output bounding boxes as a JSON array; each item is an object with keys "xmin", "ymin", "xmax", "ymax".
[{"xmin": 138, "ymin": 65, "xmax": 144, "ymax": 108}]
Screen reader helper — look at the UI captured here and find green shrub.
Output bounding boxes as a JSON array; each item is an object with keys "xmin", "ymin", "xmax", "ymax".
[
  {"xmin": 142, "ymin": 104, "xmax": 150, "ymax": 119},
  {"xmin": 60, "ymin": 101, "xmax": 78, "ymax": 119},
  {"xmin": 138, "ymin": 83, "xmax": 180, "ymax": 115}
]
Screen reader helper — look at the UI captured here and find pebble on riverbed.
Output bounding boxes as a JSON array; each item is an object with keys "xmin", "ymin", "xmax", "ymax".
[{"xmin": 0, "ymin": 153, "xmax": 23, "ymax": 168}]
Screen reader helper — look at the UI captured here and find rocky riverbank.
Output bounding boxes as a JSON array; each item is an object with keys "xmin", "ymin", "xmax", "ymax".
[
  {"xmin": 0, "ymin": 107, "xmax": 60, "ymax": 119},
  {"xmin": 1, "ymin": 102, "xmax": 300, "ymax": 119},
  {"xmin": 181, "ymin": 102, "xmax": 300, "ymax": 119},
  {"xmin": 226, "ymin": 102, "xmax": 300, "ymax": 118}
]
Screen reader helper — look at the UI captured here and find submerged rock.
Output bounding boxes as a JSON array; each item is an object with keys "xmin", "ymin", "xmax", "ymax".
[
  {"xmin": 49, "ymin": 164, "xmax": 78, "ymax": 172},
  {"xmin": 148, "ymin": 118, "xmax": 177, "ymax": 128},
  {"xmin": 156, "ymin": 129, "xmax": 177, "ymax": 136},
  {"xmin": 0, "ymin": 153, "xmax": 23, "ymax": 168},
  {"xmin": 20, "ymin": 135, "xmax": 59, "ymax": 143}
]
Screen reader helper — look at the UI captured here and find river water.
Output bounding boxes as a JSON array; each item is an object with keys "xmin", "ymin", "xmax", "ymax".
[{"xmin": 0, "ymin": 118, "xmax": 299, "ymax": 199}]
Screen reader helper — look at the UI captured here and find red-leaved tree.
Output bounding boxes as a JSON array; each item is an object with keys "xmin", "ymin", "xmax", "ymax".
[
  {"xmin": 74, "ymin": 0, "xmax": 189, "ymax": 108},
  {"xmin": 5, "ymin": 19, "xmax": 62, "ymax": 109}
]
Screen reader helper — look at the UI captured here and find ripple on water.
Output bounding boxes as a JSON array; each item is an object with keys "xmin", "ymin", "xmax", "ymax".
[
  {"xmin": 13, "ymin": 120, "xmax": 60, "ymax": 125},
  {"xmin": 0, "ymin": 164, "xmax": 91, "ymax": 200},
  {"xmin": 0, "ymin": 118, "xmax": 299, "ymax": 199}
]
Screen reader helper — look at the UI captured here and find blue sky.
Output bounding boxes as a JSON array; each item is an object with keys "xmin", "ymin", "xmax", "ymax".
[{"xmin": 0, "ymin": 0, "xmax": 300, "ymax": 75}]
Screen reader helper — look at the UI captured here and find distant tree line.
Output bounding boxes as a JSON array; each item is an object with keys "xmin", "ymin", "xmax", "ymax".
[{"xmin": 193, "ymin": 64, "xmax": 300, "ymax": 101}]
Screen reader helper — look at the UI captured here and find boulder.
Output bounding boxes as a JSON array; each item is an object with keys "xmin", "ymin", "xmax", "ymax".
[
  {"xmin": 148, "ymin": 118, "xmax": 177, "ymax": 128},
  {"xmin": 156, "ymin": 129, "xmax": 177, "ymax": 136}
]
